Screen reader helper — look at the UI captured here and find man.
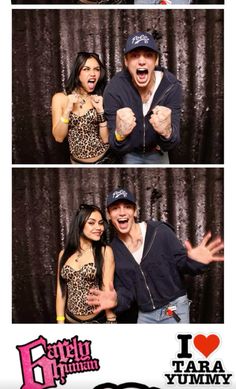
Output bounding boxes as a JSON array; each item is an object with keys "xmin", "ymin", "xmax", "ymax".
[
  {"xmin": 88, "ymin": 188, "xmax": 224, "ymax": 323},
  {"xmin": 104, "ymin": 32, "xmax": 182, "ymax": 164}
]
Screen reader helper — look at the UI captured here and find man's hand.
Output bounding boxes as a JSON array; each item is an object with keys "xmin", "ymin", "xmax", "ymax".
[
  {"xmin": 185, "ymin": 232, "xmax": 224, "ymax": 264},
  {"xmin": 149, "ymin": 105, "xmax": 172, "ymax": 138},
  {"xmin": 87, "ymin": 283, "xmax": 118, "ymax": 315},
  {"xmin": 116, "ymin": 108, "xmax": 136, "ymax": 138}
]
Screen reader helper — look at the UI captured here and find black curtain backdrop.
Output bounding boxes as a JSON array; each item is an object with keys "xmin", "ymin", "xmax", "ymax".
[
  {"xmin": 12, "ymin": 9, "xmax": 223, "ymax": 164},
  {"xmin": 12, "ymin": 167, "xmax": 224, "ymax": 323}
]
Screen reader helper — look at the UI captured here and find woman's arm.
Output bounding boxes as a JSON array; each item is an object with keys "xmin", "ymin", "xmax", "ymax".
[
  {"xmin": 102, "ymin": 246, "xmax": 117, "ymax": 322},
  {"xmin": 56, "ymin": 250, "xmax": 66, "ymax": 323},
  {"xmin": 91, "ymin": 95, "xmax": 109, "ymax": 144},
  {"xmin": 51, "ymin": 92, "xmax": 78, "ymax": 143}
]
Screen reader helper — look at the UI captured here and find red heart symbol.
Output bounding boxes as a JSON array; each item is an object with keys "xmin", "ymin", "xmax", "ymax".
[{"xmin": 194, "ymin": 334, "xmax": 220, "ymax": 357}]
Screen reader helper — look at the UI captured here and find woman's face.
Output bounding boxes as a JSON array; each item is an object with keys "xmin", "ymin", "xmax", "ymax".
[
  {"xmin": 83, "ymin": 210, "xmax": 105, "ymax": 241},
  {"xmin": 78, "ymin": 57, "xmax": 101, "ymax": 93}
]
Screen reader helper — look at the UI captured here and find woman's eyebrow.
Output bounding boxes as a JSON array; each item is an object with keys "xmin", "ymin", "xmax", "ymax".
[{"xmin": 87, "ymin": 217, "xmax": 103, "ymax": 222}]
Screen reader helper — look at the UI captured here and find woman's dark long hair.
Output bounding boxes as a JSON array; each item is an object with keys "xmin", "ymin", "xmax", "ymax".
[
  {"xmin": 59, "ymin": 204, "xmax": 109, "ymax": 296},
  {"xmin": 65, "ymin": 52, "xmax": 106, "ymax": 95}
]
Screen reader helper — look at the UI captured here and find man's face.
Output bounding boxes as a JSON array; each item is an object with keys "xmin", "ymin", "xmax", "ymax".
[
  {"xmin": 107, "ymin": 201, "xmax": 137, "ymax": 235},
  {"xmin": 124, "ymin": 48, "xmax": 159, "ymax": 89}
]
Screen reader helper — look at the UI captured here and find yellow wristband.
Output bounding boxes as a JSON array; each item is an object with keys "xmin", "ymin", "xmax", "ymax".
[
  {"xmin": 115, "ymin": 130, "xmax": 125, "ymax": 142},
  {"xmin": 56, "ymin": 316, "xmax": 65, "ymax": 321},
  {"xmin": 60, "ymin": 116, "xmax": 69, "ymax": 124}
]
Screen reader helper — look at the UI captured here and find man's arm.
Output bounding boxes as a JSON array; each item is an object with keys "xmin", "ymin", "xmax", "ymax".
[
  {"xmin": 166, "ymin": 226, "xmax": 224, "ymax": 275},
  {"xmin": 150, "ymin": 81, "xmax": 182, "ymax": 151},
  {"xmin": 87, "ymin": 276, "xmax": 135, "ymax": 315},
  {"xmin": 104, "ymin": 87, "xmax": 137, "ymax": 154}
]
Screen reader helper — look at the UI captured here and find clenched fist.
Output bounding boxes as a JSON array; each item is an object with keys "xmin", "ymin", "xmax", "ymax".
[
  {"xmin": 65, "ymin": 93, "xmax": 80, "ymax": 113},
  {"xmin": 149, "ymin": 105, "xmax": 172, "ymax": 138},
  {"xmin": 90, "ymin": 95, "xmax": 104, "ymax": 114},
  {"xmin": 116, "ymin": 108, "xmax": 136, "ymax": 138}
]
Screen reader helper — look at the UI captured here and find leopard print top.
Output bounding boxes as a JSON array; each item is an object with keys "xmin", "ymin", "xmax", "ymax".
[
  {"xmin": 61, "ymin": 263, "xmax": 99, "ymax": 316},
  {"xmin": 68, "ymin": 108, "xmax": 109, "ymax": 160}
]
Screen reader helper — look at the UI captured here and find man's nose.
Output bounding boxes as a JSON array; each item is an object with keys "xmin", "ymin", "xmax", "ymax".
[
  {"xmin": 119, "ymin": 206, "xmax": 126, "ymax": 215},
  {"xmin": 138, "ymin": 55, "xmax": 146, "ymax": 64}
]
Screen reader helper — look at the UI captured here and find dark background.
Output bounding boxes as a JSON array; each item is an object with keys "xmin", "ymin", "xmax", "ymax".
[
  {"xmin": 12, "ymin": 167, "xmax": 224, "ymax": 323},
  {"xmin": 12, "ymin": 9, "xmax": 223, "ymax": 164}
]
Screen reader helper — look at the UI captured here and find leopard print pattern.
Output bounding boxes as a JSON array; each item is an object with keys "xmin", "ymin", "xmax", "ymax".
[
  {"xmin": 61, "ymin": 263, "xmax": 99, "ymax": 316},
  {"xmin": 68, "ymin": 108, "xmax": 109, "ymax": 160}
]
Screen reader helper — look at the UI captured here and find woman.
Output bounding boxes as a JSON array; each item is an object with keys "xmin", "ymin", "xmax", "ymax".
[
  {"xmin": 56, "ymin": 204, "xmax": 116, "ymax": 323},
  {"xmin": 52, "ymin": 52, "xmax": 114, "ymax": 164}
]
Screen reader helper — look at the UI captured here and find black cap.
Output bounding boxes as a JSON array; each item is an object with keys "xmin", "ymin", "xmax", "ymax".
[
  {"xmin": 107, "ymin": 188, "xmax": 136, "ymax": 208},
  {"xmin": 124, "ymin": 32, "xmax": 160, "ymax": 55}
]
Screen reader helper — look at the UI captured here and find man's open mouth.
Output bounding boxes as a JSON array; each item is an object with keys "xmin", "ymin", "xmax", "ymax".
[
  {"xmin": 117, "ymin": 218, "xmax": 129, "ymax": 228},
  {"xmin": 136, "ymin": 68, "xmax": 149, "ymax": 83},
  {"xmin": 136, "ymin": 68, "xmax": 148, "ymax": 76}
]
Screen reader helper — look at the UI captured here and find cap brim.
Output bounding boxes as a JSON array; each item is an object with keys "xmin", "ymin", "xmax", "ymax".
[
  {"xmin": 107, "ymin": 199, "xmax": 136, "ymax": 208},
  {"xmin": 124, "ymin": 46, "xmax": 159, "ymax": 55}
]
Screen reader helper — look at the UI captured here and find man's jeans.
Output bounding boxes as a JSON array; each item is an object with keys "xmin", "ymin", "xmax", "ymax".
[
  {"xmin": 122, "ymin": 150, "xmax": 169, "ymax": 164},
  {"xmin": 137, "ymin": 294, "xmax": 190, "ymax": 324}
]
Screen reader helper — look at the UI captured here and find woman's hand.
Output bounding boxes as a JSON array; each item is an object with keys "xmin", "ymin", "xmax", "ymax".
[
  {"xmin": 90, "ymin": 95, "xmax": 104, "ymax": 113},
  {"xmin": 65, "ymin": 93, "xmax": 80, "ymax": 114}
]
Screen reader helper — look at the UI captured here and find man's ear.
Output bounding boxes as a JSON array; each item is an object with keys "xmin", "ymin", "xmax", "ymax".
[
  {"xmin": 124, "ymin": 55, "xmax": 128, "ymax": 68},
  {"xmin": 155, "ymin": 54, "xmax": 159, "ymax": 67}
]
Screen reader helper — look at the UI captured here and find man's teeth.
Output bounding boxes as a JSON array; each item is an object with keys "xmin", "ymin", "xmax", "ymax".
[
  {"xmin": 118, "ymin": 219, "xmax": 128, "ymax": 223},
  {"xmin": 137, "ymin": 69, "xmax": 148, "ymax": 75}
]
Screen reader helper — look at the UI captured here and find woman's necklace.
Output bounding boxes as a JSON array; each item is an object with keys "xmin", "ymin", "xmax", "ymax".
[
  {"xmin": 75, "ymin": 89, "xmax": 89, "ymax": 109},
  {"xmin": 75, "ymin": 247, "xmax": 93, "ymax": 262}
]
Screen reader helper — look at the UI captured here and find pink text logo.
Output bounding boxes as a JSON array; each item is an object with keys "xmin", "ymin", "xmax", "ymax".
[{"xmin": 17, "ymin": 335, "xmax": 100, "ymax": 388}]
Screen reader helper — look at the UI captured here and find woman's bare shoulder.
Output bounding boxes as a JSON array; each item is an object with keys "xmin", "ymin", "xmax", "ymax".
[{"xmin": 52, "ymin": 92, "xmax": 67, "ymax": 103}]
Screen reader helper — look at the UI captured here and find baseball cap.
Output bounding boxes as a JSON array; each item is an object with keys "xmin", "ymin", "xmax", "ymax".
[
  {"xmin": 107, "ymin": 188, "xmax": 136, "ymax": 208},
  {"xmin": 124, "ymin": 32, "xmax": 160, "ymax": 55}
]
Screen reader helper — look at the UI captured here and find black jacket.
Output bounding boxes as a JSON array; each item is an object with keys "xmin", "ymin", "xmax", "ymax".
[
  {"xmin": 104, "ymin": 67, "xmax": 182, "ymax": 155},
  {"xmin": 111, "ymin": 221, "xmax": 207, "ymax": 313}
]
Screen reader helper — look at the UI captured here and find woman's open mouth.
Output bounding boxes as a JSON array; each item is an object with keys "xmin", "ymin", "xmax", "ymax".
[{"xmin": 87, "ymin": 78, "xmax": 97, "ymax": 91}]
